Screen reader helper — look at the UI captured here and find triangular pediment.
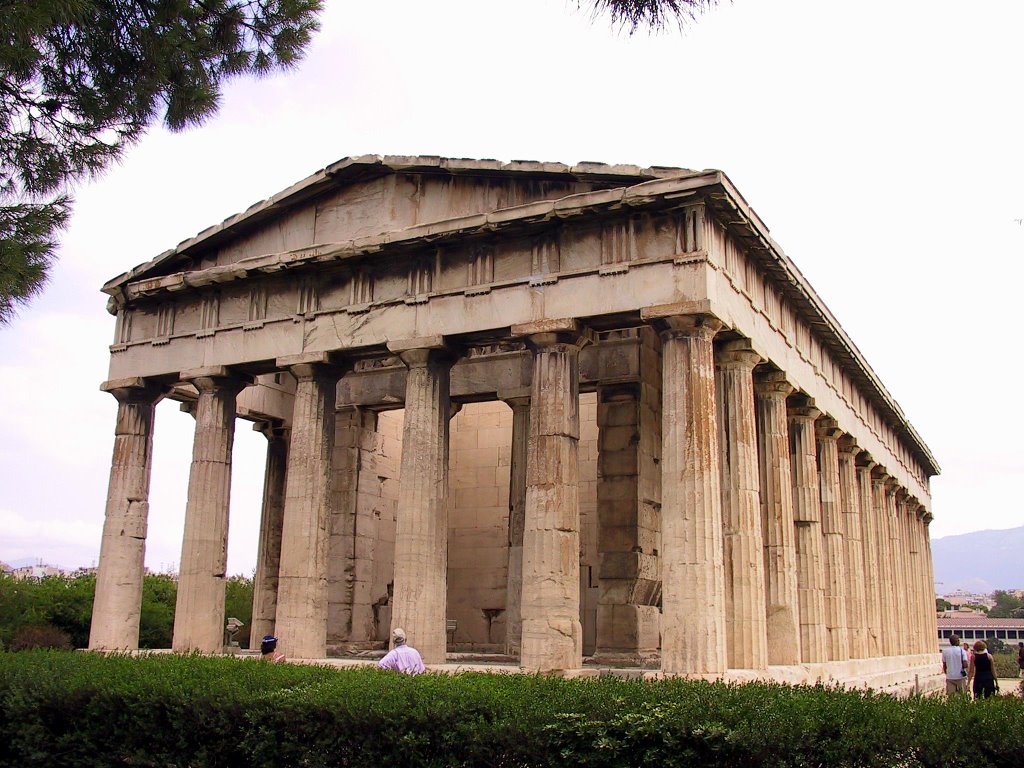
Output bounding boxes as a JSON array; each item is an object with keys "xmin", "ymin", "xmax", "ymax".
[{"xmin": 103, "ymin": 155, "xmax": 688, "ymax": 294}]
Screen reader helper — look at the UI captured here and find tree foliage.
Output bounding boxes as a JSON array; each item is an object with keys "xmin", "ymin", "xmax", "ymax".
[
  {"xmin": 988, "ymin": 590, "xmax": 1024, "ymax": 619},
  {"xmin": 0, "ymin": 0, "xmax": 323, "ymax": 322},
  {"xmin": 586, "ymin": 0, "xmax": 718, "ymax": 32},
  {"xmin": 0, "ymin": 571, "xmax": 254, "ymax": 649}
]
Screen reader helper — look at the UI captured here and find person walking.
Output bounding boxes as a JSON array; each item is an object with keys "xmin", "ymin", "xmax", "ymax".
[
  {"xmin": 377, "ymin": 628, "xmax": 425, "ymax": 675},
  {"xmin": 260, "ymin": 635, "xmax": 286, "ymax": 663},
  {"xmin": 1017, "ymin": 641, "xmax": 1023, "ymax": 678},
  {"xmin": 968, "ymin": 640, "xmax": 998, "ymax": 699},
  {"xmin": 941, "ymin": 635, "xmax": 969, "ymax": 696}
]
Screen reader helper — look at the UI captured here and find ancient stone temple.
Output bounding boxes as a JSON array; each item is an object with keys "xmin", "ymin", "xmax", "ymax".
[{"xmin": 89, "ymin": 155, "xmax": 940, "ymax": 687}]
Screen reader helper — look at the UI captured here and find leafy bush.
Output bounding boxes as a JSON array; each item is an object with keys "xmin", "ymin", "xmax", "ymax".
[
  {"xmin": 992, "ymin": 652, "xmax": 1020, "ymax": 679},
  {"xmin": 8, "ymin": 624, "xmax": 71, "ymax": 651},
  {"xmin": 0, "ymin": 651, "xmax": 1022, "ymax": 768}
]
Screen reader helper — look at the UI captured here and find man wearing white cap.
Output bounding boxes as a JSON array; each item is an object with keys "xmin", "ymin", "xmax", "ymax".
[{"xmin": 377, "ymin": 628, "xmax": 425, "ymax": 675}]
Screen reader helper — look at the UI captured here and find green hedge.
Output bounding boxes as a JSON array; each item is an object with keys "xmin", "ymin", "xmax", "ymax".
[{"xmin": 1, "ymin": 651, "xmax": 1022, "ymax": 768}]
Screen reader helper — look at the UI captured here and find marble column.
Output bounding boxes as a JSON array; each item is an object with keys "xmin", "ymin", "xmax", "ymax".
[
  {"xmin": 858, "ymin": 459, "xmax": 883, "ymax": 657},
  {"xmin": 815, "ymin": 418, "xmax": 849, "ymax": 662},
  {"xmin": 715, "ymin": 340, "xmax": 768, "ymax": 670},
  {"xmin": 837, "ymin": 439, "xmax": 868, "ymax": 658},
  {"xmin": 754, "ymin": 371, "xmax": 801, "ymax": 666},
  {"xmin": 89, "ymin": 378, "xmax": 164, "ymax": 650},
  {"xmin": 173, "ymin": 368, "xmax": 250, "ymax": 653},
  {"xmin": 502, "ymin": 395, "xmax": 530, "ymax": 657},
  {"xmin": 922, "ymin": 512, "xmax": 938, "ymax": 651},
  {"xmin": 871, "ymin": 472, "xmax": 896, "ymax": 656},
  {"xmin": 517, "ymin": 324, "xmax": 588, "ymax": 671},
  {"xmin": 903, "ymin": 498, "xmax": 922, "ymax": 653},
  {"xmin": 249, "ymin": 423, "xmax": 289, "ymax": 646},
  {"xmin": 594, "ymin": 382, "xmax": 661, "ymax": 662},
  {"xmin": 657, "ymin": 314, "xmax": 726, "ymax": 676},
  {"xmin": 388, "ymin": 341, "xmax": 454, "ymax": 665},
  {"xmin": 274, "ymin": 354, "xmax": 345, "ymax": 659},
  {"xmin": 788, "ymin": 397, "xmax": 827, "ymax": 663}
]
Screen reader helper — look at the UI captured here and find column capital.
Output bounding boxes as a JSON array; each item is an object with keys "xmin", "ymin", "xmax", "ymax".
[
  {"xmin": 837, "ymin": 435, "xmax": 860, "ymax": 456},
  {"xmin": 179, "ymin": 366, "xmax": 253, "ymax": 395},
  {"xmin": 276, "ymin": 351, "xmax": 349, "ymax": 381},
  {"xmin": 787, "ymin": 394, "xmax": 820, "ymax": 422},
  {"xmin": 715, "ymin": 338, "xmax": 762, "ymax": 370},
  {"xmin": 815, "ymin": 416, "xmax": 843, "ymax": 442},
  {"xmin": 253, "ymin": 420, "xmax": 290, "ymax": 442},
  {"xmin": 512, "ymin": 318, "xmax": 594, "ymax": 350},
  {"xmin": 100, "ymin": 377, "xmax": 166, "ymax": 405},
  {"xmin": 754, "ymin": 370, "xmax": 794, "ymax": 398},
  {"xmin": 645, "ymin": 311, "xmax": 723, "ymax": 343},
  {"xmin": 498, "ymin": 389, "xmax": 531, "ymax": 409}
]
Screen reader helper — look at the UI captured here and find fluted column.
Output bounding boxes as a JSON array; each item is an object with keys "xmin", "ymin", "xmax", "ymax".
[
  {"xmin": 789, "ymin": 398, "xmax": 827, "ymax": 663},
  {"xmin": 754, "ymin": 371, "xmax": 801, "ymax": 666},
  {"xmin": 871, "ymin": 472, "xmax": 895, "ymax": 656},
  {"xmin": 858, "ymin": 459, "xmax": 883, "ymax": 657},
  {"xmin": 89, "ymin": 378, "xmax": 164, "ymax": 650},
  {"xmin": 716, "ymin": 340, "xmax": 767, "ymax": 670},
  {"xmin": 837, "ymin": 439, "xmax": 867, "ymax": 658},
  {"xmin": 815, "ymin": 419, "xmax": 849, "ymax": 661},
  {"xmin": 173, "ymin": 368, "xmax": 250, "ymax": 653},
  {"xmin": 274, "ymin": 355, "xmax": 345, "ymax": 659},
  {"xmin": 250, "ymin": 423, "xmax": 289, "ymax": 646},
  {"xmin": 903, "ymin": 498, "xmax": 922, "ymax": 653},
  {"xmin": 922, "ymin": 512, "xmax": 938, "ymax": 650},
  {"xmin": 388, "ymin": 341, "xmax": 454, "ymax": 664},
  {"xmin": 502, "ymin": 395, "xmax": 530, "ymax": 657},
  {"xmin": 516, "ymin": 324, "xmax": 589, "ymax": 672},
  {"xmin": 656, "ymin": 314, "xmax": 726, "ymax": 676}
]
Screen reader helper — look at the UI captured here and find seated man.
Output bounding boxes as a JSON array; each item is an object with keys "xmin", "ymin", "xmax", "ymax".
[{"xmin": 377, "ymin": 628, "xmax": 425, "ymax": 675}]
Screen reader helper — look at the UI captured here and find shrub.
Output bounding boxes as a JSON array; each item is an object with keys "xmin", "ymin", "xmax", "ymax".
[
  {"xmin": 8, "ymin": 624, "xmax": 72, "ymax": 651},
  {"xmin": 991, "ymin": 651, "xmax": 1019, "ymax": 679},
  {"xmin": 0, "ymin": 651, "xmax": 1022, "ymax": 768}
]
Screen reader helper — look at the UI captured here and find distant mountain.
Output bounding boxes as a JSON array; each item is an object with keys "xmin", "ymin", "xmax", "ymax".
[{"xmin": 931, "ymin": 526, "xmax": 1024, "ymax": 594}]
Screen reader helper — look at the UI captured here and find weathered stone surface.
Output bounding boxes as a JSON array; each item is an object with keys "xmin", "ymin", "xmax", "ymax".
[
  {"xmin": 173, "ymin": 373, "xmax": 250, "ymax": 653},
  {"xmin": 520, "ymin": 330, "xmax": 586, "ymax": 671},
  {"xmin": 788, "ymin": 398, "xmax": 826, "ymax": 664},
  {"xmin": 249, "ymin": 424, "xmax": 289, "ymax": 645},
  {"xmin": 390, "ymin": 346, "xmax": 454, "ymax": 664},
  {"xmin": 858, "ymin": 459, "xmax": 883, "ymax": 657},
  {"xmin": 754, "ymin": 372, "xmax": 800, "ymax": 666},
  {"xmin": 275, "ymin": 361, "xmax": 344, "ymax": 659},
  {"xmin": 503, "ymin": 397, "xmax": 529, "ymax": 656},
  {"xmin": 816, "ymin": 419, "xmax": 849, "ymax": 662},
  {"xmin": 716, "ymin": 340, "xmax": 767, "ymax": 670},
  {"xmin": 658, "ymin": 315, "xmax": 726, "ymax": 676},
  {"xmin": 89, "ymin": 380, "xmax": 164, "ymax": 650},
  {"xmin": 838, "ymin": 439, "xmax": 868, "ymax": 658}
]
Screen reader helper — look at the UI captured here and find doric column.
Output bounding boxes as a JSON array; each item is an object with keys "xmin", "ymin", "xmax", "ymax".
[
  {"xmin": 922, "ymin": 511, "xmax": 938, "ymax": 651},
  {"xmin": 904, "ymin": 498, "xmax": 922, "ymax": 653},
  {"xmin": 594, "ymin": 382, "xmax": 661, "ymax": 662},
  {"xmin": 274, "ymin": 354, "xmax": 345, "ymax": 659},
  {"xmin": 173, "ymin": 368, "xmax": 250, "ymax": 653},
  {"xmin": 871, "ymin": 471, "xmax": 895, "ymax": 656},
  {"xmin": 754, "ymin": 371, "xmax": 800, "ymax": 666},
  {"xmin": 89, "ymin": 378, "xmax": 164, "ymax": 650},
  {"xmin": 837, "ymin": 438, "xmax": 868, "ymax": 658},
  {"xmin": 715, "ymin": 340, "xmax": 768, "ymax": 670},
  {"xmin": 502, "ymin": 395, "xmax": 530, "ymax": 657},
  {"xmin": 654, "ymin": 314, "xmax": 726, "ymax": 676},
  {"xmin": 815, "ymin": 418, "xmax": 849, "ymax": 662},
  {"xmin": 858, "ymin": 458, "xmax": 883, "ymax": 657},
  {"xmin": 888, "ymin": 484, "xmax": 909, "ymax": 657},
  {"xmin": 515, "ymin": 321, "xmax": 589, "ymax": 671},
  {"xmin": 788, "ymin": 397, "xmax": 827, "ymax": 663},
  {"xmin": 249, "ymin": 423, "xmax": 290, "ymax": 646},
  {"xmin": 387, "ymin": 339, "xmax": 454, "ymax": 665}
]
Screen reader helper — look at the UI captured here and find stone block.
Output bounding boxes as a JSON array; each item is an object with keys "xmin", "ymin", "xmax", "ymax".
[{"xmin": 599, "ymin": 551, "xmax": 659, "ymax": 581}]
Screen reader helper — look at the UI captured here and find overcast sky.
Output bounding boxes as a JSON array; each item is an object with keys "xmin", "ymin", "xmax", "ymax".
[{"xmin": 1, "ymin": 0, "xmax": 1022, "ymax": 577}]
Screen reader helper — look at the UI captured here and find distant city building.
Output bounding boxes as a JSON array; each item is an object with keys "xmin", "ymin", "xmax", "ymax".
[
  {"xmin": 12, "ymin": 563, "xmax": 63, "ymax": 580},
  {"xmin": 937, "ymin": 616, "xmax": 1024, "ymax": 644},
  {"xmin": 940, "ymin": 590, "xmax": 995, "ymax": 609}
]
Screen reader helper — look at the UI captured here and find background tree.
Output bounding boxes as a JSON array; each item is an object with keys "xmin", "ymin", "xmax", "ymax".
[
  {"xmin": 988, "ymin": 590, "xmax": 1024, "ymax": 619},
  {"xmin": 0, "ymin": 0, "xmax": 323, "ymax": 322}
]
